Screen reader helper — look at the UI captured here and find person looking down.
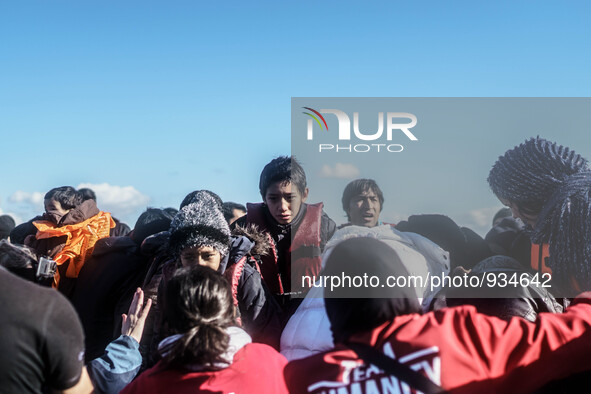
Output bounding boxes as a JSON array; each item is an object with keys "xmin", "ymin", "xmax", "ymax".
[{"xmin": 25, "ymin": 186, "xmax": 115, "ymax": 296}]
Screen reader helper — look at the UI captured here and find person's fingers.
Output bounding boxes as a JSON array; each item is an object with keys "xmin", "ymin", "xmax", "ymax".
[
  {"xmin": 134, "ymin": 289, "xmax": 144, "ymax": 316},
  {"xmin": 122, "ymin": 314, "xmax": 128, "ymax": 326},
  {"xmin": 128, "ymin": 289, "xmax": 140, "ymax": 316},
  {"xmin": 128, "ymin": 298, "xmax": 153, "ymax": 343},
  {"xmin": 139, "ymin": 298, "xmax": 152, "ymax": 322}
]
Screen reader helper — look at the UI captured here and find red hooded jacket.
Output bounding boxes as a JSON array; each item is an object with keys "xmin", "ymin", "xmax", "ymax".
[{"xmin": 285, "ymin": 292, "xmax": 591, "ymax": 393}]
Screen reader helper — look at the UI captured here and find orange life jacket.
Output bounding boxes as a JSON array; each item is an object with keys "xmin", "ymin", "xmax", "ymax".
[
  {"xmin": 530, "ymin": 243, "xmax": 551, "ymax": 275},
  {"xmin": 531, "ymin": 242, "xmax": 582, "ymax": 294},
  {"xmin": 33, "ymin": 211, "xmax": 115, "ymax": 288}
]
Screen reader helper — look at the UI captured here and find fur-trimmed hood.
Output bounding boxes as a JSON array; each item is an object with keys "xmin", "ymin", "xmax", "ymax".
[
  {"xmin": 226, "ymin": 224, "xmax": 273, "ymax": 268},
  {"xmin": 232, "ymin": 224, "xmax": 272, "ymax": 257}
]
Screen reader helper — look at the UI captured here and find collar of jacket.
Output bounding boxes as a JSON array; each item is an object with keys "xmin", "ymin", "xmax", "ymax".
[{"xmin": 262, "ymin": 203, "xmax": 307, "ymax": 238}]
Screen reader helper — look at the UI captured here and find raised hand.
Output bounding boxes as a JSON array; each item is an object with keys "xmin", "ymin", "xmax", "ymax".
[{"xmin": 121, "ymin": 288, "xmax": 152, "ymax": 343}]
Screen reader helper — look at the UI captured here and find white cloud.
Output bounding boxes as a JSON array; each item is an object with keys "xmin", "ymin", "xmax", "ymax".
[
  {"xmin": 320, "ymin": 163, "xmax": 360, "ymax": 179},
  {"xmin": 6, "ymin": 191, "xmax": 44, "ymax": 223},
  {"xmin": 8, "ymin": 191, "xmax": 44, "ymax": 205},
  {"xmin": 454, "ymin": 206, "xmax": 504, "ymax": 237},
  {"xmin": 380, "ymin": 210, "xmax": 408, "ymax": 225},
  {"xmin": 0, "ymin": 204, "xmax": 24, "ymax": 225},
  {"xmin": 77, "ymin": 183, "xmax": 150, "ymax": 217},
  {"xmin": 468, "ymin": 206, "xmax": 503, "ymax": 228}
]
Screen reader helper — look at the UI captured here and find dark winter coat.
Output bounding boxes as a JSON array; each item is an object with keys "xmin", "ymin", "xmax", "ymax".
[
  {"xmin": 429, "ymin": 255, "xmax": 563, "ymax": 321},
  {"xmin": 70, "ymin": 236, "xmax": 150, "ymax": 362},
  {"xmin": 146, "ymin": 226, "xmax": 283, "ymax": 368},
  {"xmin": 223, "ymin": 224, "xmax": 283, "ymax": 349},
  {"xmin": 233, "ymin": 203, "xmax": 336, "ymax": 320}
]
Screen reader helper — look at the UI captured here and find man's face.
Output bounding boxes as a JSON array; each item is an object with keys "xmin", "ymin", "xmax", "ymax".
[
  {"xmin": 44, "ymin": 199, "xmax": 71, "ymax": 224},
  {"xmin": 347, "ymin": 189, "xmax": 381, "ymax": 227},
  {"xmin": 264, "ymin": 181, "xmax": 308, "ymax": 225},
  {"xmin": 498, "ymin": 197, "xmax": 537, "ymax": 229},
  {"xmin": 180, "ymin": 245, "xmax": 222, "ymax": 271}
]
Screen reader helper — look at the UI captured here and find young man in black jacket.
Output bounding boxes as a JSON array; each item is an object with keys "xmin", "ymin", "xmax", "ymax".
[{"xmin": 233, "ymin": 156, "xmax": 336, "ymax": 320}]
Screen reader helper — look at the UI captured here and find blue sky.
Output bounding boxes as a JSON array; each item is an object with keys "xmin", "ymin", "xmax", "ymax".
[{"xmin": 2, "ymin": 1, "xmax": 591, "ymax": 235}]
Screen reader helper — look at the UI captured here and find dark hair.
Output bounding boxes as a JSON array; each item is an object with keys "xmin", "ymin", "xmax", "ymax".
[
  {"xmin": 131, "ymin": 208, "xmax": 175, "ymax": 245},
  {"xmin": 0, "ymin": 240, "xmax": 38, "ymax": 282},
  {"xmin": 163, "ymin": 207, "xmax": 179, "ymax": 217},
  {"xmin": 0, "ymin": 240, "xmax": 38, "ymax": 269},
  {"xmin": 323, "ymin": 238, "xmax": 421, "ymax": 343},
  {"xmin": 44, "ymin": 186, "xmax": 83, "ymax": 210},
  {"xmin": 78, "ymin": 188, "xmax": 97, "ymax": 202},
  {"xmin": 0, "ymin": 215, "xmax": 16, "ymax": 240},
  {"xmin": 222, "ymin": 202, "xmax": 246, "ymax": 222},
  {"xmin": 161, "ymin": 265, "xmax": 235, "ymax": 368},
  {"xmin": 180, "ymin": 190, "xmax": 223, "ymax": 211},
  {"xmin": 341, "ymin": 179, "xmax": 384, "ymax": 221},
  {"xmin": 259, "ymin": 156, "xmax": 307, "ymax": 199}
]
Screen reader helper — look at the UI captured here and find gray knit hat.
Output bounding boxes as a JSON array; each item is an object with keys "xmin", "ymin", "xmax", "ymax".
[{"xmin": 169, "ymin": 191, "xmax": 231, "ymax": 258}]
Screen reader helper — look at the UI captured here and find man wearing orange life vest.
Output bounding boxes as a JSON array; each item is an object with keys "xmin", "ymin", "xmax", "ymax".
[{"xmin": 25, "ymin": 186, "xmax": 115, "ymax": 296}]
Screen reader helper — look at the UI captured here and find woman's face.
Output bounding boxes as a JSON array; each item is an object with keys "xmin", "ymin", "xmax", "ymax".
[
  {"xmin": 180, "ymin": 245, "xmax": 222, "ymax": 271},
  {"xmin": 498, "ymin": 197, "xmax": 538, "ymax": 229}
]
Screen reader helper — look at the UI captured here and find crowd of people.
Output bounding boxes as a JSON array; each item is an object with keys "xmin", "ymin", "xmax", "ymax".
[{"xmin": 2, "ymin": 137, "xmax": 591, "ymax": 393}]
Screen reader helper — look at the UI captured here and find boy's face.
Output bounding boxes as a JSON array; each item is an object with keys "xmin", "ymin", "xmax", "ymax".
[
  {"xmin": 180, "ymin": 245, "xmax": 222, "ymax": 271},
  {"xmin": 44, "ymin": 199, "xmax": 71, "ymax": 224},
  {"xmin": 264, "ymin": 181, "xmax": 308, "ymax": 225}
]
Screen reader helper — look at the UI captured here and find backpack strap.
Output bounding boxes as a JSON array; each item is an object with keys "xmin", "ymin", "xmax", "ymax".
[
  {"xmin": 223, "ymin": 256, "xmax": 248, "ymax": 326},
  {"xmin": 347, "ymin": 342, "xmax": 446, "ymax": 394}
]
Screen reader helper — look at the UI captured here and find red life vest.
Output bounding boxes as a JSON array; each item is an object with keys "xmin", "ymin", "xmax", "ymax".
[
  {"xmin": 223, "ymin": 255, "xmax": 262, "ymax": 326},
  {"xmin": 245, "ymin": 202, "xmax": 323, "ymax": 295}
]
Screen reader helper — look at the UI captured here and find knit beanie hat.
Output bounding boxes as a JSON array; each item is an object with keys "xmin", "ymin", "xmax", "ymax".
[
  {"xmin": 487, "ymin": 136, "xmax": 589, "ymax": 214},
  {"xmin": 488, "ymin": 137, "xmax": 591, "ymax": 293},
  {"xmin": 0, "ymin": 215, "xmax": 16, "ymax": 240},
  {"xmin": 169, "ymin": 191, "xmax": 231, "ymax": 258}
]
